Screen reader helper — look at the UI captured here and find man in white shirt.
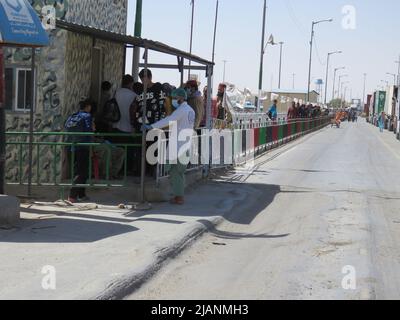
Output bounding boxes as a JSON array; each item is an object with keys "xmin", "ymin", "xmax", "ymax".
[
  {"xmin": 144, "ymin": 88, "xmax": 195, "ymax": 205},
  {"xmin": 112, "ymin": 75, "xmax": 137, "ymax": 172},
  {"xmin": 113, "ymin": 75, "xmax": 137, "ymax": 134}
]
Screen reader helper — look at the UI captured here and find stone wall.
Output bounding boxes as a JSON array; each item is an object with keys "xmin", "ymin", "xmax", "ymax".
[
  {"xmin": 5, "ymin": 28, "xmax": 67, "ymax": 184},
  {"xmin": 63, "ymin": 35, "xmax": 125, "ymax": 118},
  {"xmin": 63, "ymin": 32, "xmax": 92, "ymax": 118},
  {"xmin": 5, "ymin": 0, "xmax": 127, "ymax": 185},
  {"xmin": 66, "ymin": 0, "xmax": 127, "ymax": 33}
]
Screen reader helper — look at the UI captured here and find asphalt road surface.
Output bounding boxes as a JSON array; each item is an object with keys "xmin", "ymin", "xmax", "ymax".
[{"xmin": 128, "ymin": 120, "xmax": 400, "ymax": 300}]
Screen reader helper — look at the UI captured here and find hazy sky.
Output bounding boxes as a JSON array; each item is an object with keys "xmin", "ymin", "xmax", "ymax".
[{"xmin": 125, "ymin": 0, "xmax": 400, "ymax": 102}]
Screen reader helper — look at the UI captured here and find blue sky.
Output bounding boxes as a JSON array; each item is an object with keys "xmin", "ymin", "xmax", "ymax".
[{"xmin": 126, "ymin": 0, "xmax": 400, "ymax": 102}]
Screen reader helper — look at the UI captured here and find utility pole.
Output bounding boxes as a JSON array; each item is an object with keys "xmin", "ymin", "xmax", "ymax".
[
  {"xmin": 362, "ymin": 73, "xmax": 367, "ymax": 112},
  {"xmin": 332, "ymin": 67, "xmax": 345, "ymax": 103},
  {"xmin": 396, "ymin": 55, "xmax": 400, "ymax": 87},
  {"xmin": 307, "ymin": 18, "xmax": 333, "ymax": 103},
  {"xmin": 340, "ymin": 81, "xmax": 348, "ymax": 106},
  {"xmin": 188, "ymin": 0, "xmax": 195, "ymax": 80},
  {"xmin": 324, "ymin": 51, "xmax": 341, "ymax": 105},
  {"xmin": 211, "ymin": 0, "xmax": 219, "ymax": 64},
  {"xmin": 338, "ymin": 74, "xmax": 348, "ymax": 100},
  {"xmin": 307, "ymin": 22, "xmax": 315, "ymax": 104},
  {"xmin": 257, "ymin": 0, "xmax": 267, "ymax": 112},
  {"xmin": 278, "ymin": 42, "xmax": 284, "ymax": 89},
  {"xmin": 132, "ymin": 0, "xmax": 143, "ymax": 81}
]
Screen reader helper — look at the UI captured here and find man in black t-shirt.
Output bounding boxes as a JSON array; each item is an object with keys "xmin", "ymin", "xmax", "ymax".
[
  {"xmin": 133, "ymin": 69, "xmax": 167, "ymax": 133},
  {"xmin": 131, "ymin": 69, "xmax": 167, "ymax": 177}
]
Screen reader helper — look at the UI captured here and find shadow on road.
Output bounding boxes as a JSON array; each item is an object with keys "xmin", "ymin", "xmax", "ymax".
[
  {"xmin": 1, "ymin": 181, "xmax": 283, "ymax": 244},
  {"xmin": 125, "ymin": 182, "xmax": 282, "ymax": 226},
  {"xmin": 198, "ymin": 219, "xmax": 290, "ymax": 240},
  {"xmin": 0, "ymin": 217, "xmax": 138, "ymax": 243}
]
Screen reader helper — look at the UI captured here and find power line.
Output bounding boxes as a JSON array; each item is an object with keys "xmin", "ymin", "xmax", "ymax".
[
  {"xmin": 284, "ymin": 0, "xmax": 306, "ymax": 35},
  {"xmin": 313, "ymin": 35, "xmax": 326, "ymax": 67}
]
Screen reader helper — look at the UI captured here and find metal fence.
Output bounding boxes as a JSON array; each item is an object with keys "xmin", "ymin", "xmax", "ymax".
[
  {"xmin": 5, "ymin": 132, "xmax": 141, "ymax": 189},
  {"xmin": 5, "ymin": 116, "xmax": 331, "ymax": 195},
  {"xmin": 156, "ymin": 116, "xmax": 332, "ymax": 180}
]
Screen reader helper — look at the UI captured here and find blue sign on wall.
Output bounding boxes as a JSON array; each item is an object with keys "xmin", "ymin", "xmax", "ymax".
[{"xmin": 0, "ymin": 0, "xmax": 49, "ymax": 47}]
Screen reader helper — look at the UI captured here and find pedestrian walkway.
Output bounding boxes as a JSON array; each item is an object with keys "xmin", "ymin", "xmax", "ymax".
[
  {"xmin": 0, "ymin": 178, "xmax": 259, "ymax": 300},
  {"xmin": 366, "ymin": 122, "xmax": 400, "ymax": 161}
]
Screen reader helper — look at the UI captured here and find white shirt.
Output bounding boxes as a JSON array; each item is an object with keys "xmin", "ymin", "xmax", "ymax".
[
  {"xmin": 113, "ymin": 88, "xmax": 137, "ymax": 133},
  {"xmin": 152, "ymin": 102, "xmax": 195, "ymax": 161}
]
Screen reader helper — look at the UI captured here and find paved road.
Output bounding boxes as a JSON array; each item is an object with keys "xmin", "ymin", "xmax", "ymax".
[{"xmin": 128, "ymin": 120, "xmax": 400, "ymax": 300}]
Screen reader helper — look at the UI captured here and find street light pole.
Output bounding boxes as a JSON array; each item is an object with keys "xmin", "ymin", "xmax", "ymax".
[
  {"xmin": 340, "ymin": 81, "xmax": 348, "ymax": 108},
  {"xmin": 132, "ymin": 0, "xmax": 143, "ymax": 81},
  {"xmin": 188, "ymin": 0, "xmax": 195, "ymax": 80},
  {"xmin": 257, "ymin": 0, "xmax": 267, "ymax": 112},
  {"xmin": 362, "ymin": 73, "xmax": 367, "ymax": 111},
  {"xmin": 211, "ymin": 0, "xmax": 219, "ymax": 64},
  {"xmin": 340, "ymin": 80, "xmax": 348, "ymax": 103},
  {"xmin": 396, "ymin": 55, "xmax": 400, "ymax": 87},
  {"xmin": 307, "ymin": 18, "xmax": 333, "ymax": 103},
  {"xmin": 306, "ymin": 22, "xmax": 315, "ymax": 104},
  {"xmin": 278, "ymin": 42, "xmax": 284, "ymax": 89},
  {"xmin": 324, "ymin": 51, "xmax": 342, "ymax": 105},
  {"xmin": 332, "ymin": 67, "xmax": 345, "ymax": 103},
  {"xmin": 338, "ymin": 74, "xmax": 348, "ymax": 99}
]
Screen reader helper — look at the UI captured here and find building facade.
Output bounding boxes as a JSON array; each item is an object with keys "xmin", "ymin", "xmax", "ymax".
[{"xmin": 5, "ymin": 0, "xmax": 128, "ymax": 183}]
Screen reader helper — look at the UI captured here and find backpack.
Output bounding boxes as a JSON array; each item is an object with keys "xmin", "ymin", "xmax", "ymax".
[
  {"xmin": 64, "ymin": 112, "xmax": 86, "ymax": 143},
  {"xmin": 102, "ymin": 93, "xmax": 121, "ymax": 123}
]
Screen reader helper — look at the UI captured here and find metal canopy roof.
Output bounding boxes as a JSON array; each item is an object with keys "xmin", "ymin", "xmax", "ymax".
[{"xmin": 56, "ymin": 19, "xmax": 214, "ymax": 67}]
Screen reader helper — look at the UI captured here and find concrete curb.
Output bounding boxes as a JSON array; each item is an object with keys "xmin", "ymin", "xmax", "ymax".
[
  {"xmin": 0, "ymin": 195, "xmax": 20, "ymax": 226},
  {"xmin": 93, "ymin": 182, "xmax": 252, "ymax": 300},
  {"xmin": 93, "ymin": 216, "xmax": 225, "ymax": 300}
]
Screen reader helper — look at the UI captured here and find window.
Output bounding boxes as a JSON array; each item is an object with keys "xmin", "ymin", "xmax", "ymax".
[
  {"xmin": 4, "ymin": 67, "xmax": 35, "ymax": 112},
  {"xmin": 16, "ymin": 68, "xmax": 33, "ymax": 111}
]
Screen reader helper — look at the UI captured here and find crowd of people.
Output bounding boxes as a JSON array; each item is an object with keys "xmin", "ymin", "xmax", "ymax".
[
  {"xmin": 285, "ymin": 101, "xmax": 324, "ymax": 121},
  {"xmin": 63, "ymin": 73, "xmax": 329, "ymax": 204},
  {"xmin": 65, "ymin": 69, "xmax": 205, "ymax": 204}
]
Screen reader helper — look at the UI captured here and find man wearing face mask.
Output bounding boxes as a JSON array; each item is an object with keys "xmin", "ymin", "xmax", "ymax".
[{"xmin": 143, "ymin": 89, "xmax": 195, "ymax": 205}]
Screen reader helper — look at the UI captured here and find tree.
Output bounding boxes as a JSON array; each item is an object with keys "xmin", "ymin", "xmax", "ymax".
[{"xmin": 329, "ymin": 98, "xmax": 345, "ymax": 109}]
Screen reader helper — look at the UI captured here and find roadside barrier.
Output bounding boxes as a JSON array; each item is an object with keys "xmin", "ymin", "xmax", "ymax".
[{"xmin": 5, "ymin": 116, "xmax": 331, "ymax": 195}]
